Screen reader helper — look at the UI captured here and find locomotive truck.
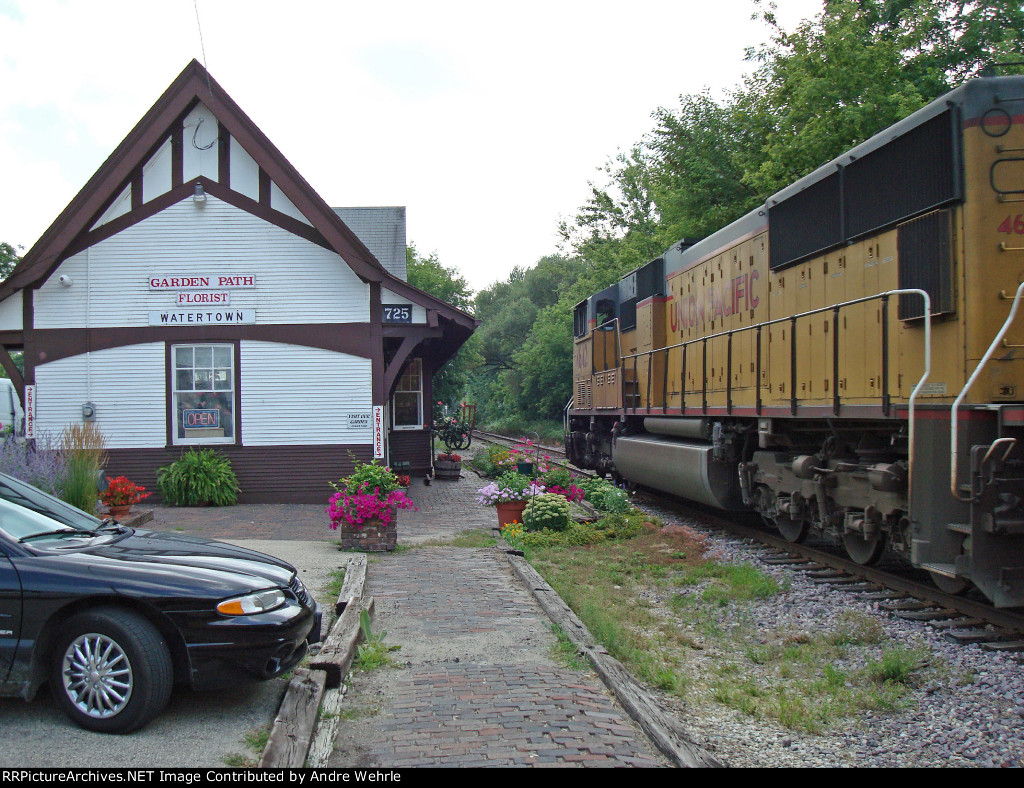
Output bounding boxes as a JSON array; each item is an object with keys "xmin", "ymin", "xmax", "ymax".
[{"xmin": 566, "ymin": 74, "xmax": 1024, "ymax": 607}]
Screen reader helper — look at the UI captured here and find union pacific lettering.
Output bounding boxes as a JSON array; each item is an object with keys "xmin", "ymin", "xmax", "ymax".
[{"xmin": 669, "ymin": 270, "xmax": 760, "ymax": 333}]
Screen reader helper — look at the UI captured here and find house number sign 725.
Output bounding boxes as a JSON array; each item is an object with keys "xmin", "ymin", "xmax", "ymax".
[{"xmin": 383, "ymin": 305, "xmax": 412, "ymax": 323}]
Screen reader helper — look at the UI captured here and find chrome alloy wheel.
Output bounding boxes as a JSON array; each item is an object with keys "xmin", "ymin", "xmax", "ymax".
[{"xmin": 61, "ymin": 632, "xmax": 134, "ymax": 719}]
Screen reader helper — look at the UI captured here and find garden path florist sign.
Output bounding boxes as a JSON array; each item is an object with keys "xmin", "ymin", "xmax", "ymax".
[
  {"xmin": 373, "ymin": 406, "xmax": 385, "ymax": 459},
  {"xmin": 149, "ymin": 274, "xmax": 256, "ymax": 325}
]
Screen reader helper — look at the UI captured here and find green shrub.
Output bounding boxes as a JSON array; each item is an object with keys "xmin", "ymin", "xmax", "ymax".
[
  {"xmin": 522, "ymin": 493, "xmax": 571, "ymax": 532},
  {"xmin": 579, "ymin": 477, "xmax": 631, "ymax": 513},
  {"xmin": 469, "ymin": 444, "xmax": 512, "ymax": 478},
  {"xmin": 59, "ymin": 423, "xmax": 107, "ymax": 514},
  {"xmin": 157, "ymin": 448, "xmax": 240, "ymax": 506},
  {"xmin": 541, "ymin": 467, "xmax": 573, "ymax": 488}
]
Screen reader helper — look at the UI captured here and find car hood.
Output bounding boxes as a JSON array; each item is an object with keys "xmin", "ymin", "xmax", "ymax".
[{"xmin": 28, "ymin": 528, "xmax": 297, "ymax": 598}]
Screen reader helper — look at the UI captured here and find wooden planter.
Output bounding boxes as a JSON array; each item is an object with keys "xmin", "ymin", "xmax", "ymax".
[
  {"xmin": 434, "ymin": 460, "xmax": 462, "ymax": 481},
  {"xmin": 495, "ymin": 500, "xmax": 527, "ymax": 527},
  {"xmin": 337, "ymin": 512, "xmax": 397, "ymax": 552}
]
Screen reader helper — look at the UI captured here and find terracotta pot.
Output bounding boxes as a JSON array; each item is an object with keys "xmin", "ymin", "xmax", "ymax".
[
  {"xmin": 495, "ymin": 500, "xmax": 527, "ymax": 527},
  {"xmin": 434, "ymin": 460, "xmax": 462, "ymax": 480},
  {"xmin": 107, "ymin": 504, "xmax": 132, "ymax": 519}
]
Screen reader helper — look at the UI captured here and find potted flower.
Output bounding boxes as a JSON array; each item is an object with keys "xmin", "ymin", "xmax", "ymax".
[
  {"xmin": 432, "ymin": 402, "xmax": 475, "ymax": 480},
  {"xmin": 101, "ymin": 475, "xmax": 152, "ymax": 519},
  {"xmin": 328, "ymin": 460, "xmax": 416, "ymax": 552},
  {"xmin": 434, "ymin": 451, "xmax": 462, "ymax": 481},
  {"xmin": 477, "ymin": 471, "xmax": 545, "ymax": 527}
]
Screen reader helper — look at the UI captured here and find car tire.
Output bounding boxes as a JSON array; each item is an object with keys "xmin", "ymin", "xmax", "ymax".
[{"xmin": 50, "ymin": 607, "xmax": 173, "ymax": 734}]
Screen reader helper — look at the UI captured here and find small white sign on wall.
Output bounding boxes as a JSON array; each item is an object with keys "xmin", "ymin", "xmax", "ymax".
[
  {"xmin": 372, "ymin": 406, "xmax": 385, "ymax": 459},
  {"xmin": 348, "ymin": 413, "xmax": 371, "ymax": 430}
]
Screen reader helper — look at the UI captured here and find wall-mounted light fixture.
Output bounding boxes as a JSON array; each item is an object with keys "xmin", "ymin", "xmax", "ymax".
[
  {"xmin": 193, "ymin": 182, "xmax": 207, "ymax": 207},
  {"xmin": 59, "ymin": 275, "xmax": 74, "ymax": 287},
  {"xmin": 82, "ymin": 402, "xmax": 96, "ymax": 421}
]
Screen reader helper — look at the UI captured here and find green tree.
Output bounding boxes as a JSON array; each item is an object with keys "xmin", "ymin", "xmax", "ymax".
[
  {"xmin": 405, "ymin": 244, "xmax": 476, "ymax": 407},
  {"xmin": 0, "ymin": 242, "xmax": 21, "ymax": 281}
]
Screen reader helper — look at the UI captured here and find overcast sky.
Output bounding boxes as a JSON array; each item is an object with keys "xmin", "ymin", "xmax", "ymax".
[{"xmin": 0, "ymin": 0, "xmax": 824, "ymax": 291}]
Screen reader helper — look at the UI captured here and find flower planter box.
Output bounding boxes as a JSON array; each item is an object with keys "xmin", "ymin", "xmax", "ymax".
[
  {"xmin": 495, "ymin": 500, "xmax": 527, "ymax": 527},
  {"xmin": 337, "ymin": 517, "xmax": 397, "ymax": 552},
  {"xmin": 434, "ymin": 460, "xmax": 462, "ymax": 481}
]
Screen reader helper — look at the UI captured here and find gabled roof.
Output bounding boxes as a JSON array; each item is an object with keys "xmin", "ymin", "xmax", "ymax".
[{"xmin": 3, "ymin": 60, "xmax": 475, "ymax": 330}]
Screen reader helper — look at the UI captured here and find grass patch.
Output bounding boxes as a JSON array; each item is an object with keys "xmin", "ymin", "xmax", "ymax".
[
  {"xmin": 355, "ymin": 609, "xmax": 401, "ymax": 671},
  {"xmin": 549, "ymin": 624, "xmax": 590, "ymax": 671},
  {"xmin": 519, "ymin": 511, "xmax": 946, "ymax": 734},
  {"xmin": 324, "ymin": 569, "xmax": 346, "ymax": 600},
  {"xmin": 222, "ymin": 725, "xmax": 271, "ymax": 767}
]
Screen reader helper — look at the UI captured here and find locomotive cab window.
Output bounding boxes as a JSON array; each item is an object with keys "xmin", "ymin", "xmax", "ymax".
[{"xmin": 172, "ymin": 344, "xmax": 235, "ymax": 445}]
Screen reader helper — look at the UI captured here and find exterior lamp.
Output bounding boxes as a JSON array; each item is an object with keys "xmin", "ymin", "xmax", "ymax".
[{"xmin": 193, "ymin": 182, "xmax": 207, "ymax": 207}]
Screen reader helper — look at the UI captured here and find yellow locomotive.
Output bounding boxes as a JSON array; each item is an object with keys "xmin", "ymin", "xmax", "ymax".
[{"xmin": 566, "ymin": 75, "xmax": 1024, "ymax": 607}]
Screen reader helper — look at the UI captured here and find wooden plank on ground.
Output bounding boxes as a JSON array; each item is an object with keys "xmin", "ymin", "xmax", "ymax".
[
  {"xmin": 310, "ymin": 597, "xmax": 375, "ymax": 688},
  {"xmin": 336, "ymin": 555, "xmax": 367, "ymax": 614},
  {"xmin": 259, "ymin": 668, "xmax": 327, "ymax": 768},
  {"xmin": 306, "ymin": 684, "xmax": 347, "ymax": 768}
]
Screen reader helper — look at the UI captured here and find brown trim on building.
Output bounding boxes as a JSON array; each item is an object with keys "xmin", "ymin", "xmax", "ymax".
[
  {"xmin": 62, "ymin": 182, "xmax": 195, "ymax": 263},
  {"xmin": 370, "ymin": 282, "xmax": 384, "ymax": 406},
  {"xmin": 0, "ymin": 346, "xmax": 24, "ymax": 403},
  {"xmin": 0, "ymin": 331, "xmax": 23, "ymax": 346},
  {"xmin": 203, "ymin": 178, "xmax": 331, "ymax": 251},
  {"xmin": 384, "ymin": 337, "xmax": 420, "ymax": 405},
  {"xmin": 0, "ymin": 60, "xmax": 477, "ymax": 332},
  {"xmin": 106, "ymin": 443, "xmax": 373, "ymax": 504},
  {"xmin": 130, "ymin": 169, "xmax": 143, "ymax": 211},
  {"xmin": 218, "ymin": 121, "xmax": 229, "ymax": 185},
  {"xmin": 51, "ymin": 177, "xmax": 332, "ymax": 271},
  {"xmin": 258, "ymin": 167, "xmax": 271, "ymax": 206},
  {"xmin": 233, "ymin": 340, "xmax": 243, "ymax": 444},
  {"xmin": 164, "ymin": 342, "xmax": 173, "ymax": 447},
  {"xmin": 171, "ymin": 122, "xmax": 184, "ymax": 189},
  {"xmin": 31, "ymin": 322, "xmax": 375, "ymax": 367},
  {"xmin": 22, "ymin": 289, "xmax": 33, "ymax": 386}
]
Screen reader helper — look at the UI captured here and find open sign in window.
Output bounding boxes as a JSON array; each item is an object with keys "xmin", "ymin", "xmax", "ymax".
[{"xmin": 173, "ymin": 344, "xmax": 234, "ymax": 444}]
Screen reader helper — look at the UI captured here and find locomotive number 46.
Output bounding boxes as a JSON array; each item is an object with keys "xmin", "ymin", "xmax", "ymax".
[{"xmin": 997, "ymin": 215, "xmax": 1024, "ymax": 234}]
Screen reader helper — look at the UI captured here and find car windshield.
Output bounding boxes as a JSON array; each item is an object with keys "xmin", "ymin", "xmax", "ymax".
[
  {"xmin": 0, "ymin": 497, "xmax": 95, "ymax": 542},
  {"xmin": 0, "ymin": 473, "xmax": 102, "ymax": 531}
]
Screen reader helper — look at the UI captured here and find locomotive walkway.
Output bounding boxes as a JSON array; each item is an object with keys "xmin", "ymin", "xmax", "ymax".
[{"xmin": 145, "ymin": 473, "xmax": 666, "ymax": 768}]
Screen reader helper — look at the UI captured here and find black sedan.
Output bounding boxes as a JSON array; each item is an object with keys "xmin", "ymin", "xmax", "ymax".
[{"xmin": 0, "ymin": 473, "xmax": 322, "ymax": 734}]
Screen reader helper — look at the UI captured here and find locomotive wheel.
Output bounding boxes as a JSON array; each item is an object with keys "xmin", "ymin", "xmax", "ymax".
[
  {"xmin": 928, "ymin": 571, "xmax": 970, "ymax": 596},
  {"xmin": 842, "ymin": 530, "xmax": 887, "ymax": 566},
  {"xmin": 769, "ymin": 514, "xmax": 809, "ymax": 544}
]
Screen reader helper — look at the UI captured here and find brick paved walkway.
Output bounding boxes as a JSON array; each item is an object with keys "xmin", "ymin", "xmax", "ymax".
[
  {"xmin": 326, "ymin": 472, "xmax": 665, "ymax": 768},
  {"xmin": 138, "ymin": 467, "xmax": 665, "ymax": 767}
]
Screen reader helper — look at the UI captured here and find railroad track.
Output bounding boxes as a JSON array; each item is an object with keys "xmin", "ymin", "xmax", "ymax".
[{"xmin": 474, "ymin": 428, "xmax": 1024, "ymax": 656}]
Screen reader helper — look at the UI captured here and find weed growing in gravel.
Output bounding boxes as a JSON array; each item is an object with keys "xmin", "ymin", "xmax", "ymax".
[
  {"xmin": 703, "ymin": 612, "xmax": 935, "ymax": 732},
  {"xmin": 325, "ymin": 569, "xmax": 346, "ymax": 600},
  {"xmin": 549, "ymin": 624, "xmax": 590, "ymax": 671},
  {"xmin": 355, "ymin": 609, "xmax": 401, "ymax": 670}
]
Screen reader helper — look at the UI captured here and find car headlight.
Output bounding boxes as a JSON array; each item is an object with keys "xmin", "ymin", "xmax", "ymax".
[{"xmin": 217, "ymin": 589, "xmax": 286, "ymax": 616}]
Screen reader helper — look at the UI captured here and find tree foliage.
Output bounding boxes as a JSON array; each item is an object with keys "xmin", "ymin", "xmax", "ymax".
[
  {"xmin": 0, "ymin": 242, "xmax": 21, "ymax": 282},
  {"xmin": 416, "ymin": 0, "xmax": 1024, "ymax": 427}
]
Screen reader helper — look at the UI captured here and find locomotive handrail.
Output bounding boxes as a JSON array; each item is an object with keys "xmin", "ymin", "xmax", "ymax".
[
  {"xmin": 618, "ymin": 289, "xmax": 932, "ymax": 492},
  {"xmin": 950, "ymin": 280, "xmax": 1024, "ymax": 501}
]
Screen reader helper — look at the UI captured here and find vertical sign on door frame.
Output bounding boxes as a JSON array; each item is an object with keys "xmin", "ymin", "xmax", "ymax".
[
  {"xmin": 24, "ymin": 385, "xmax": 35, "ymax": 439},
  {"xmin": 372, "ymin": 405, "xmax": 385, "ymax": 459}
]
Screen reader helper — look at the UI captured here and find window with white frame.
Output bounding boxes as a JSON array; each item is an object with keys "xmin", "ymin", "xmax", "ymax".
[
  {"xmin": 392, "ymin": 358, "xmax": 423, "ymax": 430},
  {"xmin": 172, "ymin": 344, "xmax": 235, "ymax": 444}
]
